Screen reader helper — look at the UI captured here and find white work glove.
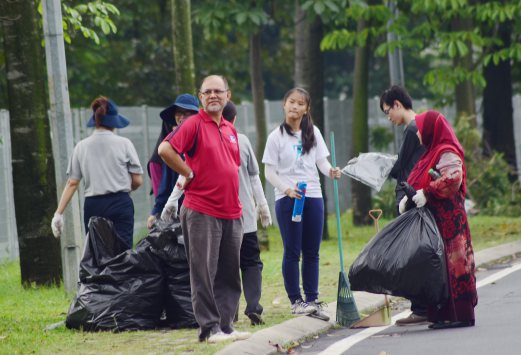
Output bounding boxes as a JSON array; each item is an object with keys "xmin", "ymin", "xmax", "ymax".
[
  {"xmin": 147, "ymin": 215, "xmax": 156, "ymax": 229},
  {"xmin": 161, "ymin": 202, "xmax": 178, "ymax": 223},
  {"xmin": 412, "ymin": 189, "xmax": 427, "ymax": 208},
  {"xmin": 257, "ymin": 204, "xmax": 272, "ymax": 228},
  {"xmin": 161, "ymin": 176, "xmax": 185, "ymax": 222},
  {"xmin": 51, "ymin": 212, "xmax": 63, "ymax": 238},
  {"xmin": 398, "ymin": 196, "xmax": 408, "ymax": 215}
]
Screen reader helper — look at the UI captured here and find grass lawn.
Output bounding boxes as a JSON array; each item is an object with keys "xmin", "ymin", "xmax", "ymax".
[{"xmin": 1, "ymin": 212, "xmax": 521, "ymax": 354}]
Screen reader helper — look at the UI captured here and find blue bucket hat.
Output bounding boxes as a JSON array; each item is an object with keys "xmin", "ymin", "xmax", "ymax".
[
  {"xmin": 159, "ymin": 94, "xmax": 199, "ymax": 125},
  {"xmin": 86, "ymin": 99, "xmax": 130, "ymax": 129}
]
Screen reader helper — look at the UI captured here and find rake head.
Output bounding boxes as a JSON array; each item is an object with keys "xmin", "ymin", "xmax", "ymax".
[{"xmin": 336, "ymin": 271, "xmax": 360, "ymax": 327}]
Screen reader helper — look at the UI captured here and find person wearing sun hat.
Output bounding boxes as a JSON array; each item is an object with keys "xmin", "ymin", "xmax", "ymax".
[
  {"xmin": 146, "ymin": 93, "xmax": 199, "ymax": 229},
  {"xmin": 159, "ymin": 93, "xmax": 200, "ymax": 126},
  {"xmin": 84, "ymin": 98, "xmax": 131, "ymax": 129},
  {"xmin": 147, "ymin": 94, "xmax": 200, "ymax": 197},
  {"xmin": 51, "ymin": 96, "xmax": 143, "ymax": 250}
]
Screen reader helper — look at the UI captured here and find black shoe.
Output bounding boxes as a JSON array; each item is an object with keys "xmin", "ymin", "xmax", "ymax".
[
  {"xmin": 428, "ymin": 320, "xmax": 475, "ymax": 329},
  {"xmin": 247, "ymin": 312, "xmax": 265, "ymax": 326}
]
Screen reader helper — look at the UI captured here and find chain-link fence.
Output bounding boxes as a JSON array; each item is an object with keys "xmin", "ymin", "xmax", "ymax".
[{"xmin": 2, "ymin": 97, "xmax": 520, "ymax": 261}]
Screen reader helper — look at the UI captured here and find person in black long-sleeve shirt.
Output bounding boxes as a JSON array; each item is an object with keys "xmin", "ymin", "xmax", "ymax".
[
  {"xmin": 389, "ymin": 120, "xmax": 425, "ymax": 213},
  {"xmin": 380, "ymin": 85, "xmax": 427, "ymax": 326}
]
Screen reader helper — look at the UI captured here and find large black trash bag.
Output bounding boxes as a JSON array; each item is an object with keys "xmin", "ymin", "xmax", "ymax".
[
  {"xmin": 66, "ymin": 217, "xmax": 164, "ymax": 331},
  {"xmin": 348, "ymin": 207, "xmax": 448, "ymax": 308},
  {"xmin": 146, "ymin": 219, "xmax": 197, "ymax": 329},
  {"xmin": 78, "ymin": 216, "xmax": 128, "ymax": 282}
]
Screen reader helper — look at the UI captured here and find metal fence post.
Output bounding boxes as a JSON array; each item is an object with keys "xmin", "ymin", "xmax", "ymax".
[
  {"xmin": 0, "ymin": 110, "xmax": 19, "ymax": 259},
  {"xmin": 42, "ymin": 0, "xmax": 83, "ymax": 294},
  {"xmin": 141, "ymin": 105, "xmax": 151, "ymax": 208}
]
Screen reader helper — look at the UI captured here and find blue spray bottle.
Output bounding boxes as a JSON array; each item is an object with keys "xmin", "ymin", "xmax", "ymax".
[{"xmin": 291, "ymin": 181, "xmax": 307, "ymax": 222}]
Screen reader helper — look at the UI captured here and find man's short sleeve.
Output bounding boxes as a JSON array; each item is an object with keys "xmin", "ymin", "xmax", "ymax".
[{"xmin": 166, "ymin": 116, "xmax": 199, "ymax": 154}]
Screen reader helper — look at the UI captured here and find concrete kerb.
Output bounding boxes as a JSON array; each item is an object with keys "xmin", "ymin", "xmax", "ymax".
[{"xmin": 217, "ymin": 241, "xmax": 521, "ymax": 355}]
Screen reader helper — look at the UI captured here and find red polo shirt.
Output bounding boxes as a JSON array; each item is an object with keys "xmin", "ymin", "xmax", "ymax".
[{"xmin": 166, "ymin": 109, "xmax": 242, "ymax": 219}]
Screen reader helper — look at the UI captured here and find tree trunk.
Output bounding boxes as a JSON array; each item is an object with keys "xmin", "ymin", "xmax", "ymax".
[
  {"xmin": 171, "ymin": 0, "xmax": 196, "ymax": 94},
  {"xmin": 482, "ymin": 20, "xmax": 516, "ymax": 175},
  {"xmin": 451, "ymin": 16, "xmax": 476, "ymax": 126},
  {"xmin": 0, "ymin": 0, "xmax": 62, "ymax": 286},
  {"xmin": 249, "ymin": 32, "xmax": 268, "ymax": 185},
  {"xmin": 294, "ymin": 2, "xmax": 310, "ymax": 91},
  {"xmin": 249, "ymin": 31, "xmax": 269, "ymax": 249},
  {"xmin": 351, "ymin": 18, "xmax": 372, "ymax": 226},
  {"xmin": 294, "ymin": 3, "xmax": 329, "ymax": 239}
]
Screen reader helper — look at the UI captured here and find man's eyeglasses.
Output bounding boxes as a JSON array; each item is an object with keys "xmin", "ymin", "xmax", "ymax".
[
  {"xmin": 383, "ymin": 106, "xmax": 393, "ymax": 115},
  {"xmin": 200, "ymin": 89, "xmax": 228, "ymax": 96}
]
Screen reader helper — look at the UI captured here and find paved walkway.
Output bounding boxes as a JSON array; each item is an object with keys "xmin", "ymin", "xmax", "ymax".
[{"xmin": 217, "ymin": 240, "xmax": 521, "ymax": 355}]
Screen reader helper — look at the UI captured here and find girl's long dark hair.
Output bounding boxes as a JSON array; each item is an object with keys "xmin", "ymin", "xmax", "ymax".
[
  {"xmin": 149, "ymin": 120, "xmax": 173, "ymax": 165},
  {"xmin": 279, "ymin": 87, "xmax": 316, "ymax": 154}
]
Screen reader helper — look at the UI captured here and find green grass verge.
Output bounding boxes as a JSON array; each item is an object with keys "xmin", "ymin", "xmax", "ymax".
[{"xmin": 1, "ymin": 212, "xmax": 521, "ymax": 354}]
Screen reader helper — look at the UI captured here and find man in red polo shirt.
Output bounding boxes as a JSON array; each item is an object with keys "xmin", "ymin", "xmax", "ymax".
[{"xmin": 158, "ymin": 75, "xmax": 249, "ymax": 343}]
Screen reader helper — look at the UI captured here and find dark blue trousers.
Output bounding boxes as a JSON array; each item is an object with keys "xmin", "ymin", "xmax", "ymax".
[
  {"xmin": 84, "ymin": 191, "xmax": 134, "ymax": 250},
  {"xmin": 275, "ymin": 196, "xmax": 324, "ymax": 304}
]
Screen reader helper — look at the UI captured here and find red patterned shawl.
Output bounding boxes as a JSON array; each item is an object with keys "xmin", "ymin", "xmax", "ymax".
[{"xmin": 407, "ymin": 111, "xmax": 467, "ymax": 195}]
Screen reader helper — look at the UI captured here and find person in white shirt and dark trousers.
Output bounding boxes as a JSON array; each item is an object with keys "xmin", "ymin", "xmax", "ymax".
[{"xmin": 262, "ymin": 87, "xmax": 341, "ymax": 321}]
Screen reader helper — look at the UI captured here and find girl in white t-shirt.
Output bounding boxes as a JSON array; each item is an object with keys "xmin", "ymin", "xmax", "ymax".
[{"xmin": 262, "ymin": 87, "xmax": 341, "ymax": 321}]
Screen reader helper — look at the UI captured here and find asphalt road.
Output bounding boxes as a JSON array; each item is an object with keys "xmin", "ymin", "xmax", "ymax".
[{"xmin": 296, "ymin": 257, "xmax": 521, "ymax": 355}]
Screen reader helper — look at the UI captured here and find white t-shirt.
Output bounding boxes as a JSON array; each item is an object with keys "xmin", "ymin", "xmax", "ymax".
[
  {"xmin": 67, "ymin": 130, "xmax": 143, "ymax": 197},
  {"xmin": 262, "ymin": 125, "xmax": 329, "ymax": 200}
]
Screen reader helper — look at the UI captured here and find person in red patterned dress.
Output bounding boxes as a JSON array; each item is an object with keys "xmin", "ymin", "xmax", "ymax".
[{"xmin": 402, "ymin": 110, "xmax": 477, "ymax": 329}]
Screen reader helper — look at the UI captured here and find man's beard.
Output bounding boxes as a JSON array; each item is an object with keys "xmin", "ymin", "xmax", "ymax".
[{"xmin": 206, "ymin": 102, "xmax": 223, "ymax": 113}]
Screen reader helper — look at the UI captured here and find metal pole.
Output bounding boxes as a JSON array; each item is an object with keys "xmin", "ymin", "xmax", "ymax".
[
  {"xmin": 387, "ymin": 0, "xmax": 405, "ymax": 154},
  {"xmin": 141, "ymin": 105, "xmax": 151, "ymax": 208},
  {"xmin": 42, "ymin": 0, "xmax": 83, "ymax": 294},
  {"xmin": 0, "ymin": 110, "xmax": 19, "ymax": 259}
]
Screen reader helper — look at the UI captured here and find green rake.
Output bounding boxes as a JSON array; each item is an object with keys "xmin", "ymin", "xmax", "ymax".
[{"xmin": 330, "ymin": 132, "xmax": 360, "ymax": 327}]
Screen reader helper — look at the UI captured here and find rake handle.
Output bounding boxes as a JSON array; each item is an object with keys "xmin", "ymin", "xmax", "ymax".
[
  {"xmin": 368, "ymin": 209, "xmax": 383, "ymax": 233},
  {"xmin": 330, "ymin": 132, "xmax": 345, "ymax": 271}
]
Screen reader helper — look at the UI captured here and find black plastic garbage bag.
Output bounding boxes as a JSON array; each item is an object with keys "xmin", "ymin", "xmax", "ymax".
[
  {"xmin": 78, "ymin": 216, "xmax": 128, "ymax": 282},
  {"xmin": 348, "ymin": 207, "xmax": 448, "ymax": 308},
  {"xmin": 66, "ymin": 217, "xmax": 164, "ymax": 331},
  {"xmin": 146, "ymin": 219, "xmax": 197, "ymax": 329}
]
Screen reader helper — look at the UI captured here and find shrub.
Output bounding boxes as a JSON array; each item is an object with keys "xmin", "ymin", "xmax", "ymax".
[
  {"xmin": 454, "ymin": 116, "xmax": 520, "ymax": 216},
  {"xmin": 370, "ymin": 126, "xmax": 394, "ymax": 151},
  {"xmin": 371, "ymin": 180, "xmax": 398, "ymax": 219}
]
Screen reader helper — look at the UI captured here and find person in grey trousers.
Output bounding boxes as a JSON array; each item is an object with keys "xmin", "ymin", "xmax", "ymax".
[{"xmin": 158, "ymin": 75, "xmax": 250, "ymax": 343}]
